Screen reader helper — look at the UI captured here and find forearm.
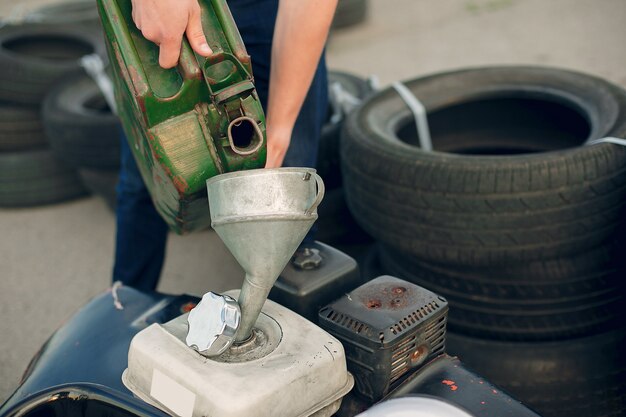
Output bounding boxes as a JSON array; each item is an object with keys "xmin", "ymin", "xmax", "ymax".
[{"xmin": 265, "ymin": 0, "xmax": 337, "ymax": 168}]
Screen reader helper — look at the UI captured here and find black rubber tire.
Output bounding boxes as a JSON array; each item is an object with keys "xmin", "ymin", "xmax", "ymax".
[
  {"xmin": 358, "ymin": 242, "xmax": 383, "ymax": 282},
  {"xmin": 332, "ymin": 0, "xmax": 368, "ymax": 29},
  {"xmin": 0, "ymin": 149, "xmax": 88, "ymax": 207},
  {"xmin": 341, "ymin": 66, "xmax": 626, "ymax": 266},
  {"xmin": 25, "ymin": 1, "xmax": 101, "ymax": 27},
  {"xmin": 446, "ymin": 329, "xmax": 626, "ymax": 417},
  {"xmin": 380, "ymin": 243, "xmax": 623, "ymax": 303},
  {"xmin": 43, "ymin": 71, "xmax": 121, "ymax": 169},
  {"xmin": 78, "ymin": 168, "xmax": 118, "ymax": 211},
  {"xmin": 317, "ymin": 71, "xmax": 372, "ymax": 190},
  {"xmin": 0, "ymin": 23, "xmax": 105, "ymax": 105},
  {"xmin": 0, "ymin": 102, "xmax": 46, "ymax": 151},
  {"xmin": 316, "ymin": 187, "xmax": 373, "ymax": 245},
  {"xmin": 377, "ymin": 244, "xmax": 623, "ymax": 341}
]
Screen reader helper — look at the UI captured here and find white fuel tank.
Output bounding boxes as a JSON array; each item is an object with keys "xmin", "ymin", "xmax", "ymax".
[{"xmin": 122, "ymin": 290, "xmax": 354, "ymax": 417}]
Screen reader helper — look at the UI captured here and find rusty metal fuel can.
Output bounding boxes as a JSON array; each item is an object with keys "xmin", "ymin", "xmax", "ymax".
[{"xmin": 97, "ymin": 0, "xmax": 266, "ymax": 233}]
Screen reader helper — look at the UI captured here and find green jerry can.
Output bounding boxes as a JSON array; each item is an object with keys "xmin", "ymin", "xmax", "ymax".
[{"xmin": 97, "ymin": 0, "xmax": 266, "ymax": 233}]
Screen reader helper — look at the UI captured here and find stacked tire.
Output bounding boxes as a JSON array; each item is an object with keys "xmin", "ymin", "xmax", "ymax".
[
  {"xmin": 43, "ymin": 71, "xmax": 121, "ymax": 210},
  {"xmin": 342, "ymin": 67, "xmax": 626, "ymax": 417},
  {"xmin": 332, "ymin": 0, "xmax": 368, "ymax": 29},
  {"xmin": 316, "ymin": 71, "xmax": 374, "ymax": 248},
  {"xmin": 0, "ymin": 22, "xmax": 105, "ymax": 208},
  {"xmin": 23, "ymin": 0, "xmax": 102, "ymax": 27},
  {"xmin": 0, "ymin": 23, "xmax": 104, "ymax": 207}
]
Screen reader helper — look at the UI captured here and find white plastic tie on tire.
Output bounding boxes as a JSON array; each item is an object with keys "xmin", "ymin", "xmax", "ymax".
[
  {"xmin": 367, "ymin": 74, "xmax": 381, "ymax": 91},
  {"xmin": 329, "ymin": 82, "xmax": 363, "ymax": 124},
  {"xmin": 586, "ymin": 137, "xmax": 626, "ymax": 147},
  {"xmin": 80, "ymin": 54, "xmax": 118, "ymax": 115},
  {"xmin": 392, "ymin": 81, "xmax": 433, "ymax": 151}
]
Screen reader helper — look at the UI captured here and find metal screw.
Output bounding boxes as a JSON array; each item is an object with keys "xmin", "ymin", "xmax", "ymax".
[
  {"xmin": 410, "ymin": 345, "xmax": 429, "ymax": 367},
  {"xmin": 367, "ymin": 300, "xmax": 382, "ymax": 309}
]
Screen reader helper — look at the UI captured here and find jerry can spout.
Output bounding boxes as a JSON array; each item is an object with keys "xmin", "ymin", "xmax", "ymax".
[{"xmin": 228, "ymin": 116, "xmax": 264, "ymax": 156}]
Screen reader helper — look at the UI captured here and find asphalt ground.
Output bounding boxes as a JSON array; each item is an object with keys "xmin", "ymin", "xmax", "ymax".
[{"xmin": 1, "ymin": 0, "xmax": 626, "ymax": 404}]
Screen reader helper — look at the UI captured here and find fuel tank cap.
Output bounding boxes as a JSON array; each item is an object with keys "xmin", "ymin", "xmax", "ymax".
[{"xmin": 186, "ymin": 292, "xmax": 241, "ymax": 357}]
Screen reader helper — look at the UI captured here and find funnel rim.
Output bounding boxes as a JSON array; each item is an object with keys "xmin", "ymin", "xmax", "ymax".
[
  {"xmin": 206, "ymin": 167, "xmax": 318, "ymax": 186},
  {"xmin": 212, "ymin": 213, "xmax": 318, "ymax": 227}
]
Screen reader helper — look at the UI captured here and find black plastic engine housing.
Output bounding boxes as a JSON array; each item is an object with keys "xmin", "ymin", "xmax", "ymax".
[
  {"xmin": 319, "ymin": 275, "xmax": 448, "ymax": 401},
  {"xmin": 269, "ymin": 241, "xmax": 362, "ymax": 323}
]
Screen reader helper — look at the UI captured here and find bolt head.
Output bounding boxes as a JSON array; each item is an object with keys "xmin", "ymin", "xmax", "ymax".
[{"xmin": 292, "ymin": 247, "xmax": 323, "ymax": 270}]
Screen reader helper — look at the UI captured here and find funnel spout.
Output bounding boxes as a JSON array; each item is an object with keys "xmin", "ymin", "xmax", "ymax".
[{"xmin": 236, "ymin": 273, "xmax": 273, "ymax": 342}]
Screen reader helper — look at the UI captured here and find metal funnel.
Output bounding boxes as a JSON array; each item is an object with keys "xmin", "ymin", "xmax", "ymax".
[{"xmin": 206, "ymin": 168, "xmax": 324, "ymax": 342}]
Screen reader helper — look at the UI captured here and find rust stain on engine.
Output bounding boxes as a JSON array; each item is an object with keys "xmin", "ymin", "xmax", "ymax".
[{"xmin": 357, "ymin": 283, "xmax": 416, "ymax": 310}]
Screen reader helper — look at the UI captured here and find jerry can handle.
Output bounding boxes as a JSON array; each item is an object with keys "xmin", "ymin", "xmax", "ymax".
[
  {"xmin": 304, "ymin": 172, "xmax": 325, "ymax": 216},
  {"xmin": 201, "ymin": 51, "xmax": 252, "ymax": 95},
  {"xmin": 209, "ymin": 0, "xmax": 251, "ymax": 72}
]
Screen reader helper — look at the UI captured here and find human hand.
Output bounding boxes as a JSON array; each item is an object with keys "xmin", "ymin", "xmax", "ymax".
[
  {"xmin": 264, "ymin": 124, "xmax": 291, "ymax": 169},
  {"xmin": 131, "ymin": 0, "xmax": 213, "ymax": 69}
]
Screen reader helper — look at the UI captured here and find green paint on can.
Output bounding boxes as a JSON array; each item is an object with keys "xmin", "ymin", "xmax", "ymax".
[{"xmin": 97, "ymin": 0, "xmax": 267, "ymax": 233}]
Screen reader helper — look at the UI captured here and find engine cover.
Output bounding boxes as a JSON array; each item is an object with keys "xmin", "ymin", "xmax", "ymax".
[{"xmin": 318, "ymin": 275, "xmax": 448, "ymax": 401}]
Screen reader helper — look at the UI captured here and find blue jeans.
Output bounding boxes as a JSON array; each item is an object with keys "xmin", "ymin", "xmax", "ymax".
[{"xmin": 113, "ymin": 0, "xmax": 328, "ymax": 291}]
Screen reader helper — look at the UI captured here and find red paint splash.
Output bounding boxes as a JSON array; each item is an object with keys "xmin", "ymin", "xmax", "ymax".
[
  {"xmin": 181, "ymin": 302, "xmax": 197, "ymax": 313},
  {"xmin": 442, "ymin": 380, "xmax": 459, "ymax": 391}
]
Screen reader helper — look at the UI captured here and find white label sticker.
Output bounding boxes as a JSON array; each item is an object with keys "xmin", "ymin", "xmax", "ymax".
[{"xmin": 150, "ymin": 369, "xmax": 196, "ymax": 417}]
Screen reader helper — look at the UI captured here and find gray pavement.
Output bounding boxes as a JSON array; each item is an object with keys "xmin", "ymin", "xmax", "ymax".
[{"xmin": 2, "ymin": 0, "xmax": 626, "ymax": 405}]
